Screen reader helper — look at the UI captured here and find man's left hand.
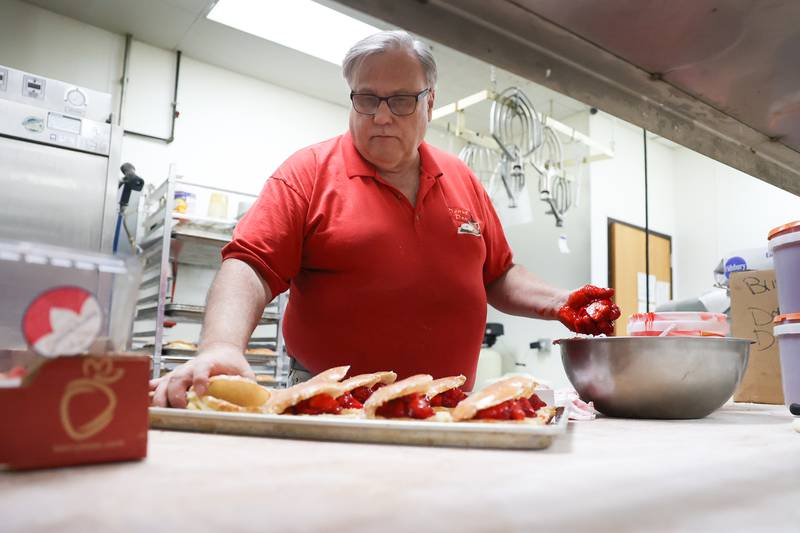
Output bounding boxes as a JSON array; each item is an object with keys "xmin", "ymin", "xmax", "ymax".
[{"xmin": 558, "ymin": 285, "xmax": 621, "ymax": 336}]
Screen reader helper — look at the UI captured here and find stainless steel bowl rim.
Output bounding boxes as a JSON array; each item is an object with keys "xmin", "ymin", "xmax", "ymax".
[{"xmin": 556, "ymin": 336, "xmax": 753, "ymax": 344}]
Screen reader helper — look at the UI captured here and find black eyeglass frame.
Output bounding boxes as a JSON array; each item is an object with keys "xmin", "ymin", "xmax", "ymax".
[{"xmin": 349, "ymin": 88, "xmax": 431, "ymax": 116}]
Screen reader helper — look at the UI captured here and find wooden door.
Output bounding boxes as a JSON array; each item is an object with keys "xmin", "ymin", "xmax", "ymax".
[{"xmin": 608, "ymin": 220, "xmax": 672, "ymax": 336}]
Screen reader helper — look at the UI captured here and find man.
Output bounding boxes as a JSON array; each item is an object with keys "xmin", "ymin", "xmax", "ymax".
[{"xmin": 150, "ymin": 31, "xmax": 619, "ymax": 408}]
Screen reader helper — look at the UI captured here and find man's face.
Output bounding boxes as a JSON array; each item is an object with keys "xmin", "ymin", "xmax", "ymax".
[{"xmin": 348, "ymin": 47, "xmax": 434, "ymax": 173}]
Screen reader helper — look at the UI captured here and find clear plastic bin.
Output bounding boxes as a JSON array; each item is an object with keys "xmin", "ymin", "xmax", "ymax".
[
  {"xmin": 627, "ymin": 311, "xmax": 730, "ymax": 337},
  {"xmin": 0, "ymin": 240, "xmax": 141, "ymax": 358}
]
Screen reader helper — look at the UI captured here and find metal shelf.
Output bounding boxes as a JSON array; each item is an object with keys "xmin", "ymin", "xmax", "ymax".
[
  {"xmin": 140, "ymin": 225, "xmax": 232, "ymax": 268},
  {"xmin": 136, "ymin": 303, "xmax": 280, "ymax": 325},
  {"xmin": 136, "ymin": 292, "xmax": 160, "ymax": 306},
  {"xmin": 162, "ymin": 347, "xmax": 277, "ymax": 359},
  {"xmin": 135, "ymin": 170, "xmax": 290, "ymax": 386},
  {"xmin": 170, "ymin": 225, "xmax": 230, "ymax": 267},
  {"xmin": 139, "ymin": 274, "xmax": 162, "ymax": 290},
  {"xmin": 249, "ymin": 336, "xmax": 278, "ymax": 343},
  {"xmin": 158, "ymin": 360, "xmax": 279, "ymax": 385},
  {"xmin": 161, "ymin": 354, "xmax": 276, "ymax": 368}
]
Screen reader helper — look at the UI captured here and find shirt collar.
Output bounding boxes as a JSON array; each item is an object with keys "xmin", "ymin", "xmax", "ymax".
[
  {"xmin": 343, "ymin": 131, "xmax": 444, "ymax": 180},
  {"xmin": 418, "ymin": 140, "xmax": 444, "ymax": 180}
]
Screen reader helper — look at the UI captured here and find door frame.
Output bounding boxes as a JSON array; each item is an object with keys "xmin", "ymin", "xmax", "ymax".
[{"xmin": 607, "ymin": 217, "xmax": 673, "ymax": 305}]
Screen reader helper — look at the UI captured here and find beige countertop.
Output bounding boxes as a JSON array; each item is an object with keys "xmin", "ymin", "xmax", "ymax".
[{"xmin": 2, "ymin": 403, "xmax": 798, "ymax": 532}]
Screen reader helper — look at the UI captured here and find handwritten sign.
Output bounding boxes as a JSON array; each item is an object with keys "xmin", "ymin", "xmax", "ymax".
[{"xmin": 731, "ymin": 270, "xmax": 784, "ymax": 404}]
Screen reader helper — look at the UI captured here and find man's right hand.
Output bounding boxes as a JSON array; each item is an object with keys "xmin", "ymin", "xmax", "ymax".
[{"xmin": 149, "ymin": 344, "xmax": 255, "ymax": 408}]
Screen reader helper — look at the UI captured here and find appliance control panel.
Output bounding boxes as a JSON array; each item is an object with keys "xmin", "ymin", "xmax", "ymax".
[
  {"xmin": 0, "ymin": 64, "xmax": 112, "ymax": 123},
  {"xmin": 0, "ymin": 99, "xmax": 112, "ymax": 156},
  {"xmin": 22, "ymin": 74, "xmax": 46, "ymax": 100},
  {"xmin": 0, "ymin": 64, "xmax": 113, "ymax": 156}
]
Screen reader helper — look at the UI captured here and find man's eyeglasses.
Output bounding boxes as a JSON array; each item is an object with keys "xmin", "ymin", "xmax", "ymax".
[{"xmin": 350, "ymin": 88, "xmax": 431, "ymax": 117}]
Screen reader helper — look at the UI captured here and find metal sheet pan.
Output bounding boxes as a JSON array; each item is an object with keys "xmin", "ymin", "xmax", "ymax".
[
  {"xmin": 161, "ymin": 348, "xmax": 278, "ymax": 358},
  {"xmin": 155, "ymin": 368, "xmax": 279, "ymax": 384},
  {"xmin": 159, "ymin": 355, "xmax": 275, "ymax": 367},
  {"xmin": 136, "ymin": 304, "xmax": 279, "ymax": 324},
  {"xmin": 149, "ymin": 406, "xmax": 567, "ymax": 450},
  {"xmin": 161, "ymin": 347, "xmax": 197, "ymax": 356}
]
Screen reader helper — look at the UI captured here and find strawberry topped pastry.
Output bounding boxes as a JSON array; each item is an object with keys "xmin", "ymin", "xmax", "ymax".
[
  {"xmin": 452, "ymin": 375, "xmax": 555, "ymax": 423},
  {"xmin": 364, "ymin": 374, "xmax": 436, "ymax": 420},
  {"xmin": 264, "ymin": 379, "xmax": 346, "ymax": 416},
  {"xmin": 307, "ymin": 365, "xmax": 351, "ymax": 383},
  {"xmin": 337, "ymin": 371, "xmax": 398, "ymax": 410},
  {"xmin": 303, "ymin": 366, "xmax": 397, "ymax": 411},
  {"xmin": 426, "ymin": 375, "xmax": 467, "ymax": 410},
  {"xmin": 186, "ymin": 375, "xmax": 271, "ymax": 413}
]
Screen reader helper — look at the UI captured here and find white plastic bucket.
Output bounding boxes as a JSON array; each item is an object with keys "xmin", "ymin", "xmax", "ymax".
[{"xmin": 773, "ymin": 314, "xmax": 800, "ymax": 408}]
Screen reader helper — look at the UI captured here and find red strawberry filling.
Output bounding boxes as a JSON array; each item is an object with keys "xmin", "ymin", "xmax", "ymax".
[
  {"xmin": 336, "ymin": 391, "xmax": 363, "ymax": 409},
  {"xmin": 288, "ymin": 393, "xmax": 341, "ymax": 415},
  {"xmin": 375, "ymin": 393, "xmax": 434, "ymax": 419},
  {"xmin": 474, "ymin": 394, "xmax": 547, "ymax": 420},
  {"xmin": 350, "ymin": 382, "xmax": 387, "ymax": 404},
  {"xmin": 430, "ymin": 387, "xmax": 467, "ymax": 408},
  {"xmin": 527, "ymin": 393, "xmax": 546, "ymax": 411}
]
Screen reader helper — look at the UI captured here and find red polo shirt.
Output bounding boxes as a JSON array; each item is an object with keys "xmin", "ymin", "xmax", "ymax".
[{"xmin": 222, "ymin": 132, "xmax": 513, "ymax": 389}]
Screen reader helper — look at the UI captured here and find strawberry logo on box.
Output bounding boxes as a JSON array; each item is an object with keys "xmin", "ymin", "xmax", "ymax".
[{"xmin": 22, "ymin": 286, "xmax": 102, "ymax": 357}]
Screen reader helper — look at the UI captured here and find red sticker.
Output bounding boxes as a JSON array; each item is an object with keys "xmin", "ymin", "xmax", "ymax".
[{"xmin": 22, "ymin": 286, "xmax": 102, "ymax": 358}]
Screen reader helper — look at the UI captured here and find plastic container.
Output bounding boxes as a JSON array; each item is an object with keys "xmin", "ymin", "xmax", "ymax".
[
  {"xmin": 474, "ymin": 323, "xmax": 503, "ymax": 390},
  {"xmin": 0, "ymin": 239, "xmax": 141, "ymax": 355},
  {"xmin": 773, "ymin": 313, "xmax": 800, "ymax": 407},
  {"xmin": 768, "ymin": 221, "xmax": 800, "ymax": 314},
  {"xmin": 207, "ymin": 192, "xmax": 229, "ymax": 219},
  {"xmin": 627, "ymin": 312, "xmax": 730, "ymax": 337},
  {"xmin": 173, "ymin": 190, "xmax": 196, "ymax": 215},
  {"xmin": 716, "ymin": 247, "xmax": 773, "ymax": 286}
]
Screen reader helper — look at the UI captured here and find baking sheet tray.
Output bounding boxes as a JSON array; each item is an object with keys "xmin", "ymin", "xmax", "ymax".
[
  {"xmin": 136, "ymin": 304, "xmax": 279, "ymax": 324},
  {"xmin": 161, "ymin": 348, "xmax": 198, "ymax": 356},
  {"xmin": 160, "ymin": 355, "xmax": 275, "ymax": 367},
  {"xmin": 148, "ymin": 406, "xmax": 567, "ymax": 450},
  {"xmin": 155, "ymin": 369, "xmax": 279, "ymax": 384},
  {"xmin": 161, "ymin": 348, "xmax": 278, "ymax": 358}
]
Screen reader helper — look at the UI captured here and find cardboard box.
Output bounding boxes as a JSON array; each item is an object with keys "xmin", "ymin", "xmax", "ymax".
[
  {"xmin": 0, "ymin": 354, "xmax": 149, "ymax": 470},
  {"xmin": 730, "ymin": 270, "xmax": 784, "ymax": 404}
]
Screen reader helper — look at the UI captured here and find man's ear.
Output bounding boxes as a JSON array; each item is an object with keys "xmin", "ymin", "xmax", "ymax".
[{"xmin": 427, "ymin": 88, "xmax": 435, "ymax": 122}]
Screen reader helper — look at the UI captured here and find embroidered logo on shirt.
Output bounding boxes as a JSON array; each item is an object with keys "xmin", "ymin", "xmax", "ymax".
[
  {"xmin": 457, "ymin": 220, "xmax": 481, "ymax": 236},
  {"xmin": 448, "ymin": 207, "xmax": 481, "ymax": 237}
]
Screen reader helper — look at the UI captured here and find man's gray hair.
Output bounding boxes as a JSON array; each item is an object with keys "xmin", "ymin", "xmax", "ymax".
[{"xmin": 343, "ymin": 30, "xmax": 438, "ymax": 89}]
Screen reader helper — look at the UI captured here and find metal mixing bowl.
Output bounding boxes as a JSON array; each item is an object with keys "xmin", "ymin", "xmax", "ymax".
[{"xmin": 559, "ymin": 336, "xmax": 751, "ymax": 419}]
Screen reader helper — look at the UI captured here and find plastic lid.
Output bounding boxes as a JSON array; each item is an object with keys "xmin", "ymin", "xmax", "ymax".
[
  {"xmin": 768, "ymin": 220, "xmax": 800, "ymax": 240},
  {"xmin": 629, "ymin": 312, "xmax": 727, "ymax": 323},
  {"xmin": 774, "ymin": 321, "xmax": 800, "ymax": 336},
  {"xmin": 773, "ymin": 313, "xmax": 800, "ymax": 324}
]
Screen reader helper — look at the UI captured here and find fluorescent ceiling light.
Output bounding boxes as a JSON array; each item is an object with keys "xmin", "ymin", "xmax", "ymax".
[{"xmin": 207, "ymin": 0, "xmax": 381, "ymax": 65}]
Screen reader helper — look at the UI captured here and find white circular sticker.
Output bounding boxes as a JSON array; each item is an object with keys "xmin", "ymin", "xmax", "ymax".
[{"xmin": 22, "ymin": 286, "xmax": 102, "ymax": 357}]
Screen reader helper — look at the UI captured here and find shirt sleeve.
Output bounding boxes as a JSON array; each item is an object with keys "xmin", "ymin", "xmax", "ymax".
[
  {"xmin": 478, "ymin": 184, "xmax": 514, "ymax": 287},
  {"xmin": 221, "ymin": 152, "xmax": 313, "ymax": 297}
]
